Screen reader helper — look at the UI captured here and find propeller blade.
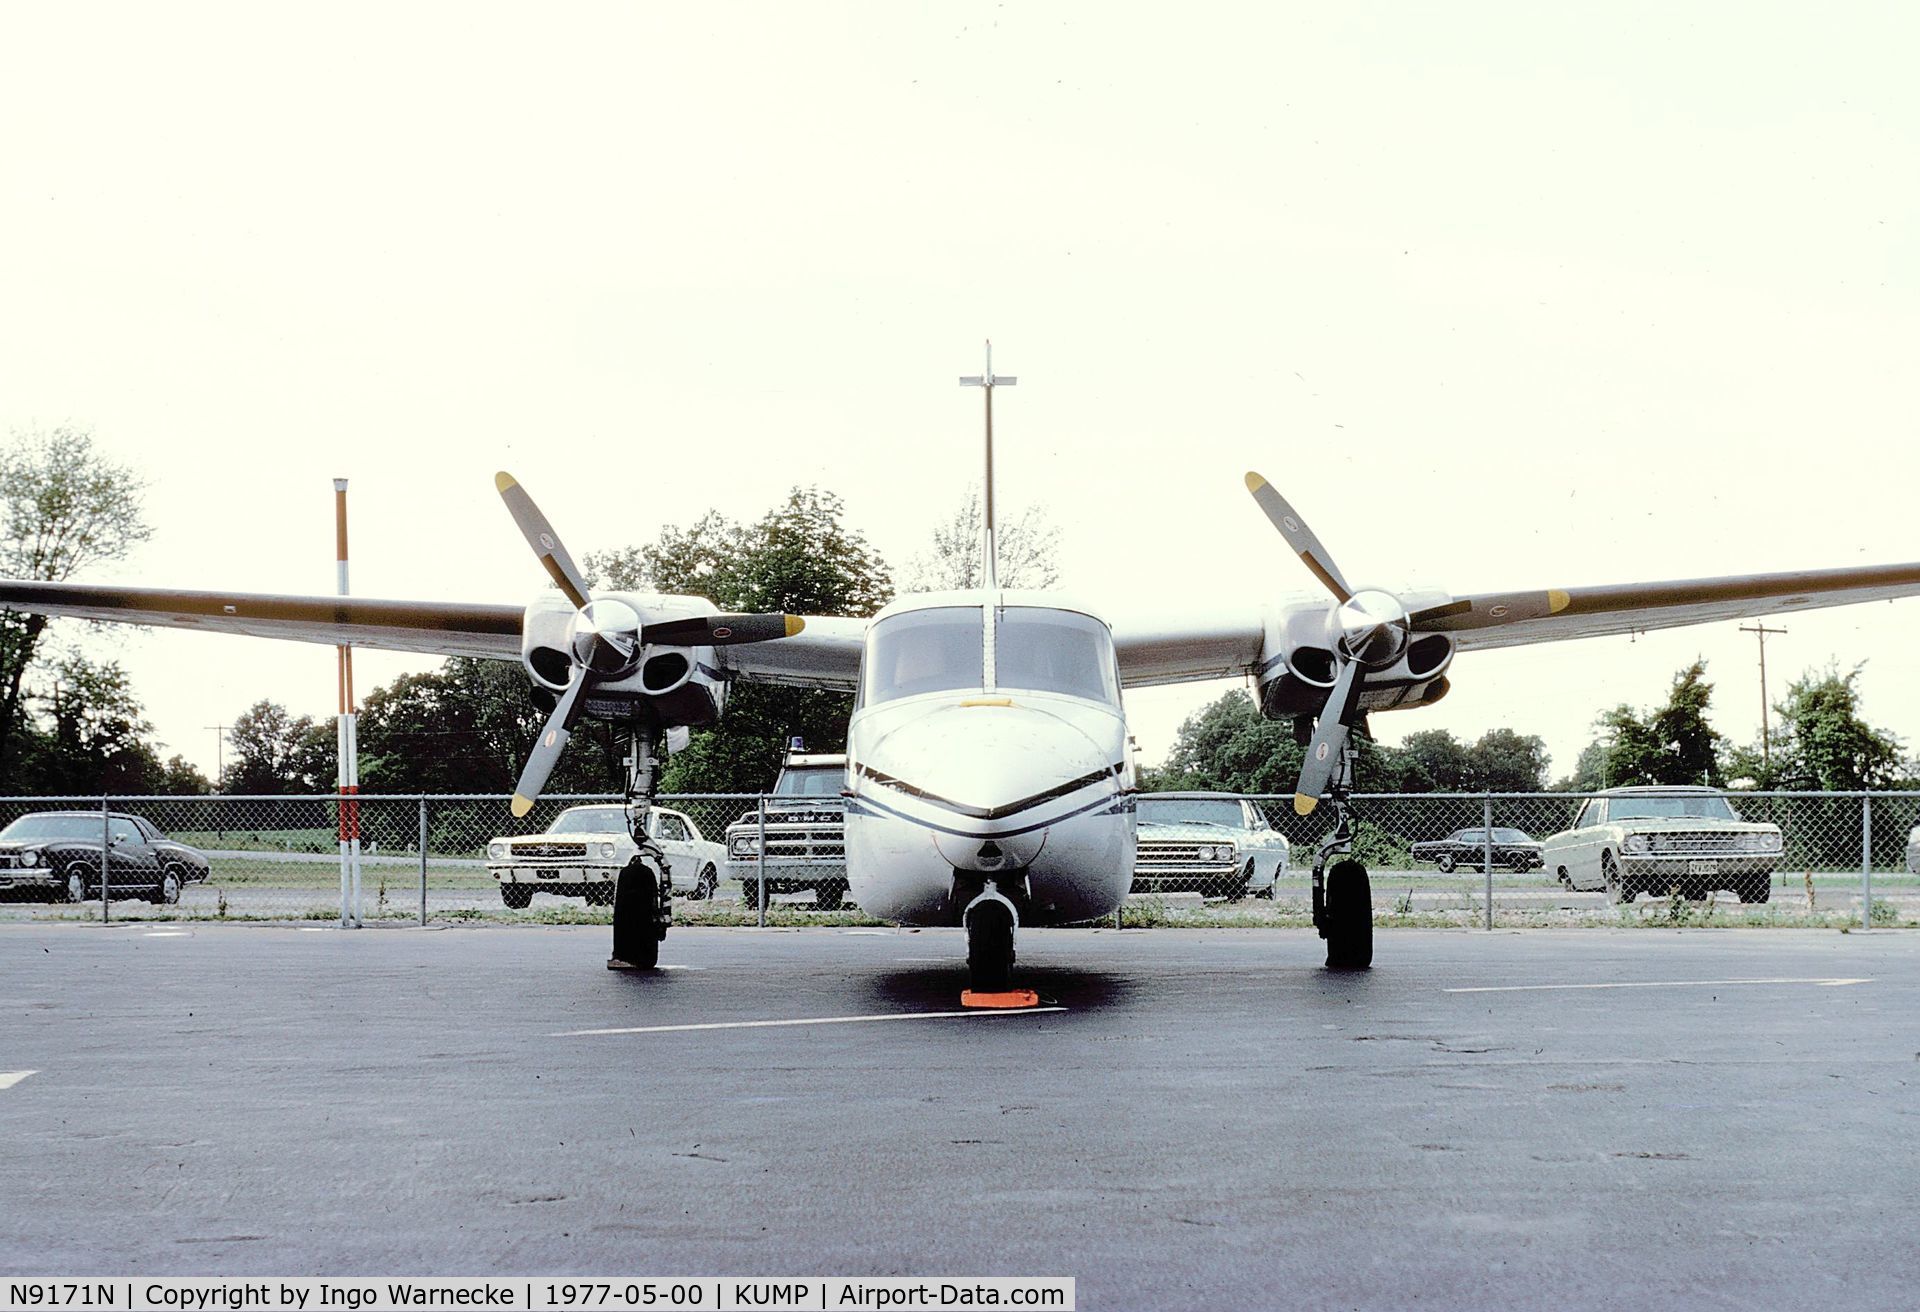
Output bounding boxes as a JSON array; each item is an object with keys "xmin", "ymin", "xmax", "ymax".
[
  {"xmin": 1243, "ymin": 473, "xmax": 1354, "ymax": 603},
  {"xmin": 1410, "ymin": 589, "xmax": 1571, "ymax": 632},
  {"xmin": 510, "ymin": 670, "xmax": 593, "ymax": 818},
  {"xmin": 640, "ymin": 612, "xmax": 806, "ymax": 646},
  {"xmin": 1294, "ymin": 658, "xmax": 1365, "ymax": 816},
  {"xmin": 496, "ymin": 471, "xmax": 592, "ymax": 611}
]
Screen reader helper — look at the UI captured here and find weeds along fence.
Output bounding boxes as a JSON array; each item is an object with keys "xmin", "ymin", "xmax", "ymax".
[{"xmin": 0, "ymin": 791, "xmax": 1914, "ymax": 929}]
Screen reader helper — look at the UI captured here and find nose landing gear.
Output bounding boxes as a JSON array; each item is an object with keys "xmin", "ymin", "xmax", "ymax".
[{"xmin": 960, "ymin": 884, "xmax": 1038, "ymax": 1008}]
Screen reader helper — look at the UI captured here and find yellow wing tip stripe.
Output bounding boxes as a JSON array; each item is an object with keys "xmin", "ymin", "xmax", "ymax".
[
  {"xmin": 1244, "ymin": 471, "xmax": 1268, "ymax": 493},
  {"xmin": 1548, "ymin": 588, "xmax": 1571, "ymax": 614},
  {"xmin": 784, "ymin": 615, "xmax": 806, "ymax": 637},
  {"xmin": 495, "ymin": 471, "xmax": 519, "ymax": 493},
  {"xmin": 510, "ymin": 794, "xmax": 534, "ymax": 818},
  {"xmin": 1294, "ymin": 793, "xmax": 1318, "ymax": 816}
]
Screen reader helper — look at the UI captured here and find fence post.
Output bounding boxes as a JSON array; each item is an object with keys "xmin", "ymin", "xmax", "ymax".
[
  {"xmin": 1861, "ymin": 794, "xmax": 1872, "ymax": 931},
  {"xmin": 418, "ymin": 797, "xmax": 429, "ymax": 927},
  {"xmin": 756, "ymin": 797, "xmax": 767, "ymax": 928},
  {"xmin": 1482, "ymin": 794, "xmax": 1494, "ymax": 931},
  {"xmin": 100, "ymin": 795, "xmax": 111, "ymax": 925}
]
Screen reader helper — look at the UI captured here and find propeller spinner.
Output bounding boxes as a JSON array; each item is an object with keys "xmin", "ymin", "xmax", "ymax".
[{"xmin": 496, "ymin": 472, "xmax": 805, "ymax": 818}]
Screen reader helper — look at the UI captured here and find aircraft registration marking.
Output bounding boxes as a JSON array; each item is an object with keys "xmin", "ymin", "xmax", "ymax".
[
  {"xmin": 1445, "ymin": 977, "xmax": 1871, "ymax": 994},
  {"xmin": 555, "ymin": 1007, "xmax": 1064, "ymax": 1037}
]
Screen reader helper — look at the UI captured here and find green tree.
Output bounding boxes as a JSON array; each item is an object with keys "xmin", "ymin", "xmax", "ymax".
[
  {"xmin": 1398, "ymin": 728, "xmax": 1473, "ymax": 791},
  {"xmin": 1469, "ymin": 727, "xmax": 1551, "ymax": 792},
  {"xmin": 13, "ymin": 654, "xmax": 168, "ymax": 794},
  {"xmin": 0, "ymin": 427, "xmax": 154, "ymax": 775},
  {"xmin": 1733, "ymin": 663, "xmax": 1903, "ymax": 790},
  {"xmin": 221, "ymin": 700, "xmax": 337, "ymax": 794},
  {"xmin": 1590, "ymin": 662, "xmax": 1725, "ymax": 788},
  {"xmin": 585, "ymin": 488, "xmax": 893, "ymax": 792},
  {"xmin": 897, "ymin": 486, "xmax": 1061, "ymax": 592}
]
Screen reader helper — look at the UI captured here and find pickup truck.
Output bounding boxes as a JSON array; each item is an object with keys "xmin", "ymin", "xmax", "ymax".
[{"xmin": 725, "ymin": 752, "xmax": 852, "ymax": 909}]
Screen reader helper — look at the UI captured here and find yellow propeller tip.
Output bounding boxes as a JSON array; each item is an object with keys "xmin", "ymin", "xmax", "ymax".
[
  {"xmin": 1244, "ymin": 471, "xmax": 1268, "ymax": 492},
  {"xmin": 495, "ymin": 471, "xmax": 519, "ymax": 492},
  {"xmin": 510, "ymin": 794, "xmax": 534, "ymax": 818},
  {"xmin": 1548, "ymin": 588, "xmax": 1571, "ymax": 614},
  {"xmin": 784, "ymin": 615, "xmax": 806, "ymax": 637},
  {"xmin": 1294, "ymin": 793, "xmax": 1318, "ymax": 816}
]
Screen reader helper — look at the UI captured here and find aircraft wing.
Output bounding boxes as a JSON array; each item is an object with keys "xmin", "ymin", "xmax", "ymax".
[
  {"xmin": 1111, "ymin": 610, "xmax": 1267, "ymax": 688},
  {"xmin": 1435, "ymin": 562, "xmax": 1920, "ymax": 652},
  {"xmin": 714, "ymin": 614, "xmax": 866, "ymax": 691},
  {"xmin": 0, "ymin": 580, "xmax": 525, "ymax": 660}
]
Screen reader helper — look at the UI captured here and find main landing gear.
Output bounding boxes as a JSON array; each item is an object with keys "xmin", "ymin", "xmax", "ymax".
[
  {"xmin": 609, "ymin": 726, "xmax": 673, "ymax": 971},
  {"xmin": 1310, "ymin": 740, "xmax": 1373, "ymax": 971}
]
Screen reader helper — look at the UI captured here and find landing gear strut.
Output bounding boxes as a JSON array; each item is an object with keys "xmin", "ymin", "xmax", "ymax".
[
  {"xmin": 1309, "ymin": 739, "xmax": 1373, "ymax": 971},
  {"xmin": 609, "ymin": 726, "xmax": 672, "ymax": 971}
]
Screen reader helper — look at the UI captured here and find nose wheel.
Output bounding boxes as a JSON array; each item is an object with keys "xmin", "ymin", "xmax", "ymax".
[{"xmin": 961, "ymin": 888, "xmax": 1038, "ymax": 1008}]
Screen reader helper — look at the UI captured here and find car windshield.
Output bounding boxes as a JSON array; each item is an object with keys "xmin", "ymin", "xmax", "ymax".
[
  {"xmin": 863, "ymin": 607, "xmax": 984, "ymax": 704},
  {"xmin": 0, "ymin": 814, "xmax": 108, "ymax": 840},
  {"xmin": 1137, "ymin": 798, "xmax": 1245, "ymax": 827},
  {"xmin": 774, "ymin": 766, "xmax": 845, "ymax": 797},
  {"xmin": 547, "ymin": 807, "xmax": 626, "ymax": 834},
  {"xmin": 1608, "ymin": 795, "xmax": 1738, "ymax": 821}
]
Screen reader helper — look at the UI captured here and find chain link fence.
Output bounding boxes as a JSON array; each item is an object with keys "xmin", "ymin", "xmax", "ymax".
[{"xmin": 0, "ymin": 791, "xmax": 1913, "ymax": 928}]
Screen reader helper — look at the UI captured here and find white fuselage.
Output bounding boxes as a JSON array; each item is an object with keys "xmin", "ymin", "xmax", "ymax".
[{"xmin": 840, "ymin": 593, "xmax": 1137, "ymax": 926}]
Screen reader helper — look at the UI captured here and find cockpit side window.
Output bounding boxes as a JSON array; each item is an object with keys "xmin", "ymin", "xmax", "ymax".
[
  {"xmin": 994, "ymin": 608, "xmax": 1119, "ymax": 704},
  {"xmin": 862, "ymin": 607, "xmax": 985, "ymax": 705}
]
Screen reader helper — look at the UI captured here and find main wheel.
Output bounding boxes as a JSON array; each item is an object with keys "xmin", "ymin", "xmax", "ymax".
[
  {"xmin": 966, "ymin": 898, "xmax": 1016, "ymax": 992},
  {"xmin": 691, "ymin": 865, "xmax": 718, "ymax": 901},
  {"xmin": 611, "ymin": 861, "xmax": 661, "ymax": 969},
  {"xmin": 814, "ymin": 882, "xmax": 845, "ymax": 911},
  {"xmin": 1436, "ymin": 852, "xmax": 1456, "ymax": 874},
  {"xmin": 1323, "ymin": 859, "xmax": 1373, "ymax": 970},
  {"xmin": 1602, "ymin": 852, "xmax": 1632, "ymax": 904},
  {"xmin": 500, "ymin": 883, "xmax": 533, "ymax": 909}
]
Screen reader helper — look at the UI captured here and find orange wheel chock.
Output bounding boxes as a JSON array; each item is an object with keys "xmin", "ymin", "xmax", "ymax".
[{"xmin": 960, "ymin": 989, "xmax": 1042, "ymax": 1009}]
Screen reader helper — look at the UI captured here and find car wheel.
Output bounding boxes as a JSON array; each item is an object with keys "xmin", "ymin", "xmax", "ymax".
[
  {"xmin": 150, "ymin": 867, "xmax": 183, "ymax": 906},
  {"xmin": 1602, "ymin": 852, "xmax": 1631, "ymax": 904},
  {"xmin": 500, "ymin": 884, "xmax": 533, "ymax": 910},
  {"xmin": 1436, "ymin": 853, "xmax": 1456, "ymax": 874},
  {"xmin": 1556, "ymin": 866, "xmax": 1572, "ymax": 890},
  {"xmin": 64, "ymin": 866, "xmax": 90, "ymax": 904},
  {"xmin": 692, "ymin": 865, "xmax": 717, "ymax": 901}
]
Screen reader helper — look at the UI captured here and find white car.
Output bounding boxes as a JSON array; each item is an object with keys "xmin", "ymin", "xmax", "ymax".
[
  {"xmin": 1131, "ymin": 792, "xmax": 1290, "ymax": 899},
  {"xmin": 1907, "ymin": 825, "xmax": 1920, "ymax": 876},
  {"xmin": 486, "ymin": 804, "xmax": 727, "ymax": 908},
  {"xmin": 1542, "ymin": 786, "xmax": 1783, "ymax": 904}
]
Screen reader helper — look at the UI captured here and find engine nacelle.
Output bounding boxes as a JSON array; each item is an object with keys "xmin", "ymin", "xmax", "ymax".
[
  {"xmin": 520, "ymin": 592, "xmax": 729, "ymax": 729},
  {"xmin": 1255, "ymin": 603, "xmax": 1455, "ymax": 719}
]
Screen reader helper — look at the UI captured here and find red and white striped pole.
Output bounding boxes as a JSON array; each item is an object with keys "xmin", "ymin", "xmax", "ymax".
[{"xmin": 335, "ymin": 478, "xmax": 362, "ymax": 927}]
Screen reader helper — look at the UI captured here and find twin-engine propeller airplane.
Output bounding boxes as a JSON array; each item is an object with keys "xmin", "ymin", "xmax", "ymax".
[{"xmin": 6, "ymin": 379, "xmax": 1920, "ymax": 994}]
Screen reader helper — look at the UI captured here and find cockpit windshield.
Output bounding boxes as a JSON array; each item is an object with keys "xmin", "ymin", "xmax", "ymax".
[
  {"xmin": 862, "ymin": 607, "xmax": 985, "ymax": 705},
  {"xmin": 995, "ymin": 607, "xmax": 1119, "ymax": 704}
]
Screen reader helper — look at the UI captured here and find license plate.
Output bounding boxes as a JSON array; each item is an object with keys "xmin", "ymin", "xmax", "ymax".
[{"xmin": 1688, "ymin": 860, "xmax": 1716, "ymax": 875}]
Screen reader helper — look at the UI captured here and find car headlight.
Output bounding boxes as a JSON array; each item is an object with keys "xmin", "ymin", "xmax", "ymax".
[
  {"xmin": 21, "ymin": 849, "xmax": 38, "ymax": 867},
  {"xmin": 1746, "ymin": 832, "xmax": 1783, "ymax": 852},
  {"xmin": 597, "ymin": 842, "xmax": 616, "ymax": 860},
  {"xmin": 488, "ymin": 841, "xmax": 506, "ymax": 860},
  {"xmin": 729, "ymin": 837, "xmax": 756, "ymax": 857},
  {"xmin": 1219, "ymin": 845, "xmax": 1237, "ymax": 863},
  {"xmin": 1624, "ymin": 834, "xmax": 1651, "ymax": 854}
]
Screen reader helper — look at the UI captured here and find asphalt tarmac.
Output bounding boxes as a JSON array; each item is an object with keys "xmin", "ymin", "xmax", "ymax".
[{"xmin": 2, "ymin": 923, "xmax": 1916, "ymax": 1310}]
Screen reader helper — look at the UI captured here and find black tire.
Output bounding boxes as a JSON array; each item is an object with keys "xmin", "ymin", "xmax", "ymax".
[
  {"xmin": 691, "ymin": 865, "xmax": 718, "ymax": 901},
  {"xmin": 150, "ymin": 867, "xmax": 184, "ymax": 906},
  {"xmin": 1436, "ymin": 852, "xmax": 1456, "ymax": 874},
  {"xmin": 814, "ymin": 882, "xmax": 845, "ymax": 911},
  {"xmin": 1556, "ymin": 866, "xmax": 1572, "ymax": 890},
  {"xmin": 1602, "ymin": 852, "xmax": 1632, "ymax": 904},
  {"xmin": 500, "ymin": 884, "xmax": 533, "ymax": 909},
  {"xmin": 611, "ymin": 862, "xmax": 661, "ymax": 969},
  {"xmin": 966, "ymin": 899, "xmax": 1016, "ymax": 992},
  {"xmin": 1324, "ymin": 859, "xmax": 1373, "ymax": 970},
  {"xmin": 64, "ymin": 866, "xmax": 90, "ymax": 904}
]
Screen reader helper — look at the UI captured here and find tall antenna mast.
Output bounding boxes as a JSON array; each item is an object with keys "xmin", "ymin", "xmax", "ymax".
[{"xmin": 959, "ymin": 340, "xmax": 1016, "ymax": 590}]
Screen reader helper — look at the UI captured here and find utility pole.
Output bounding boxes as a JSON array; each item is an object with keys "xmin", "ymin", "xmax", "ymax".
[
  {"xmin": 203, "ymin": 724, "xmax": 226, "ymax": 787},
  {"xmin": 959, "ymin": 340, "xmax": 1016, "ymax": 590},
  {"xmin": 1739, "ymin": 623, "xmax": 1787, "ymax": 772}
]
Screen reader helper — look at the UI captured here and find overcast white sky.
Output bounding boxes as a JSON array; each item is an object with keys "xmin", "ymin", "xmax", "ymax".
[{"xmin": 3, "ymin": 3, "xmax": 1917, "ymax": 788}]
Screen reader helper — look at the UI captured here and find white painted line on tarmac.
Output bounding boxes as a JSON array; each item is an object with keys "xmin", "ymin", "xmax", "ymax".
[
  {"xmin": 145, "ymin": 930, "xmax": 190, "ymax": 938},
  {"xmin": 1446, "ymin": 977, "xmax": 1872, "ymax": 994},
  {"xmin": 0, "ymin": 1071, "xmax": 38, "ymax": 1090},
  {"xmin": 557, "ymin": 1007, "xmax": 1065, "ymax": 1037}
]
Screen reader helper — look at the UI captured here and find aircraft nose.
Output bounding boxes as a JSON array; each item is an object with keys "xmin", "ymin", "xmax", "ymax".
[{"xmin": 862, "ymin": 701, "xmax": 1119, "ymax": 833}]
